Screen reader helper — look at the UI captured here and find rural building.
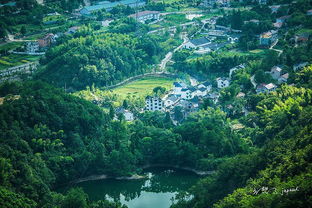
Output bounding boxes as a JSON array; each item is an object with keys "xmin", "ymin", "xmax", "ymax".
[
  {"xmin": 278, "ymin": 73, "xmax": 289, "ymax": 84},
  {"xmin": 307, "ymin": 9, "xmax": 312, "ymax": 15},
  {"xmin": 216, "ymin": 77, "xmax": 230, "ymax": 88},
  {"xmin": 116, "ymin": 107, "xmax": 134, "ymax": 121},
  {"xmin": 256, "ymin": 83, "xmax": 277, "ymax": 94},
  {"xmin": 128, "ymin": 11, "xmax": 160, "ymax": 23},
  {"xmin": 38, "ymin": 33, "xmax": 55, "ymax": 48},
  {"xmin": 259, "ymin": 30, "xmax": 278, "ymax": 47},
  {"xmin": 163, "ymin": 95, "xmax": 180, "ymax": 108},
  {"xmin": 145, "ymin": 96, "xmax": 164, "ymax": 111},
  {"xmin": 184, "ymin": 37, "xmax": 210, "ymax": 49},
  {"xmin": 271, "ymin": 66, "xmax": 283, "ymax": 79},
  {"xmin": 173, "ymin": 82, "xmax": 187, "ymax": 94},
  {"xmin": 25, "ymin": 41, "xmax": 39, "ymax": 53}
]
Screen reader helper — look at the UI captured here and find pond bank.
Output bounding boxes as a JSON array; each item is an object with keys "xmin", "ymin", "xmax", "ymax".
[
  {"xmin": 72, "ymin": 174, "xmax": 146, "ymax": 184},
  {"xmin": 71, "ymin": 165, "xmax": 214, "ymax": 184},
  {"xmin": 140, "ymin": 164, "xmax": 215, "ymax": 176}
]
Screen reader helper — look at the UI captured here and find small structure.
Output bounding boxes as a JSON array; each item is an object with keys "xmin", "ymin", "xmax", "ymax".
[
  {"xmin": 293, "ymin": 62, "xmax": 308, "ymax": 71},
  {"xmin": 271, "ymin": 66, "xmax": 283, "ymax": 79},
  {"xmin": 276, "ymin": 15, "xmax": 291, "ymax": 23},
  {"xmin": 256, "ymin": 83, "xmax": 277, "ymax": 94},
  {"xmin": 278, "ymin": 73, "xmax": 289, "ymax": 84},
  {"xmin": 116, "ymin": 107, "xmax": 134, "ymax": 121},
  {"xmin": 236, "ymin": 92, "xmax": 245, "ymax": 98},
  {"xmin": 145, "ymin": 96, "xmax": 164, "ymax": 111},
  {"xmin": 273, "ymin": 22, "xmax": 283, "ymax": 29},
  {"xmin": 294, "ymin": 33, "xmax": 310, "ymax": 44},
  {"xmin": 173, "ymin": 82, "xmax": 187, "ymax": 94},
  {"xmin": 207, "ymin": 92, "xmax": 220, "ymax": 104},
  {"xmin": 67, "ymin": 26, "xmax": 80, "ymax": 34},
  {"xmin": 101, "ymin": 19, "xmax": 113, "ymax": 27},
  {"xmin": 25, "ymin": 41, "xmax": 39, "ymax": 53},
  {"xmin": 184, "ymin": 37, "xmax": 210, "ymax": 49},
  {"xmin": 180, "ymin": 88, "xmax": 193, "ymax": 100},
  {"xmin": 128, "ymin": 11, "xmax": 160, "ymax": 23},
  {"xmin": 307, "ymin": 9, "xmax": 312, "ymax": 15},
  {"xmin": 216, "ymin": 77, "xmax": 230, "ymax": 88},
  {"xmin": 163, "ymin": 95, "xmax": 180, "ymax": 108},
  {"xmin": 269, "ymin": 5, "xmax": 281, "ymax": 13},
  {"xmin": 259, "ymin": 30, "xmax": 278, "ymax": 47},
  {"xmin": 38, "ymin": 33, "xmax": 55, "ymax": 48}
]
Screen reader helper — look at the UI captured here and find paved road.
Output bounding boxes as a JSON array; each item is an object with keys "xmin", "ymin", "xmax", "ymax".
[
  {"xmin": 159, "ymin": 33, "xmax": 189, "ymax": 71},
  {"xmin": 270, "ymin": 39, "xmax": 283, "ymax": 56}
]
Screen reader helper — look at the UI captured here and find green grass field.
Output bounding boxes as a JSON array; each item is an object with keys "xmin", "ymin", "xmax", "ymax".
[{"xmin": 111, "ymin": 77, "xmax": 176, "ymax": 98}]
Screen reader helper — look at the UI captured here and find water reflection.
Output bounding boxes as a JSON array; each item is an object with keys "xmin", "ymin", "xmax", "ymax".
[{"xmin": 61, "ymin": 167, "xmax": 200, "ymax": 208}]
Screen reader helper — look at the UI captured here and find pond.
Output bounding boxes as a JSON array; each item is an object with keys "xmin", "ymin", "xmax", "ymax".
[{"xmin": 60, "ymin": 167, "xmax": 201, "ymax": 208}]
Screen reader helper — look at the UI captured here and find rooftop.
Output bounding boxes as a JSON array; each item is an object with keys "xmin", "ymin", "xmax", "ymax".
[
  {"xmin": 265, "ymin": 83, "xmax": 276, "ymax": 90},
  {"xmin": 129, "ymin": 10, "xmax": 159, "ymax": 18},
  {"xmin": 190, "ymin": 37, "xmax": 210, "ymax": 46}
]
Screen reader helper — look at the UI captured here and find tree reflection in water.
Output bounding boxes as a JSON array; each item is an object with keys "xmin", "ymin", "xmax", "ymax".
[{"xmin": 70, "ymin": 167, "xmax": 200, "ymax": 207}]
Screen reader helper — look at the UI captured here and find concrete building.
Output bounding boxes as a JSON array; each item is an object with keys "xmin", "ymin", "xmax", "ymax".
[
  {"xmin": 259, "ymin": 30, "xmax": 278, "ymax": 47},
  {"xmin": 145, "ymin": 96, "xmax": 164, "ymax": 111},
  {"xmin": 115, "ymin": 107, "xmax": 134, "ymax": 121},
  {"xmin": 38, "ymin": 33, "xmax": 55, "ymax": 48},
  {"xmin": 184, "ymin": 37, "xmax": 210, "ymax": 49},
  {"xmin": 129, "ymin": 11, "xmax": 160, "ymax": 23},
  {"xmin": 278, "ymin": 73, "xmax": 289, "ymax": 84},
  {"xmin": 163, "ymin": 95, "xmax": 180, "ymax": 108},
  {"xmin": 25, "ymin": 41, "xmax": 39, "ymax": 53},
  {"xmin": 271, "ymin": 66, "xmax": 283, "ymax": 79},
  {"xmin": 216, "ymin": 77, "xmax": 230, "ymax": 88},
  {"xmin": 256, "ymin": 83, "xmax": 277, "ymax": 94}
]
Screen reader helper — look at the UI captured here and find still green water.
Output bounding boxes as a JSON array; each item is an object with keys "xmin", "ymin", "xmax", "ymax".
[{"xmin": 63, "ymin": 167, "xmax": 200, "ymax": 208}]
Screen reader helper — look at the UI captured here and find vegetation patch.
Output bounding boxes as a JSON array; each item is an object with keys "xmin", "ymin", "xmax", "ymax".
[{"xmin": 112, "ymin": 76, "xmax": 176, "ymax": 98}]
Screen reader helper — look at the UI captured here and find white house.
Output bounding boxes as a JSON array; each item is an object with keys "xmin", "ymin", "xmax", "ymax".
[
  {"xmin": 163, "ymin": 95, "xmax": 180, "ymax": 108},
  {"xmin": 173, "ymin": 82, "xmax": 187, "ymax": 94},
  {"xmin": 193, "ymin": 87, "xmax": 208, "ymax": 97},
  {"xmin": 145, "ymin": 96, "xmax": 164, "ymax": 111},
  {"xmin": 115, "ymin": 107, "xmax": 134, "ymax": 121},
  {"xmin": 197, "ymin": 81, "xmax": 212, "ymax": 92},
  {"xmin": 256, "ymin": 83, "xmax": 277, "ymax": 94},
  {"xmin": 216, "ymin": 77, "xmax": 230, "ymax": 88},
  {"xmin": 25, "ymin": 41, "xmax": 39, "ymax": 53},
  {"xmin": 180, "ymin": 88, "xmax": 193, "ymax": 99},
  {"xmin": 278, "ymin": 73, "xmax": 289, "ymax": 84},
  {"xmin": 128, "ymin": 11, "xmax": 160, "ymax": 23},
  {"xmin": 271, "ymin": 66, "xmax": 283, "ymax": 79},
  {"xmin": 184, "ymin": 37, "xmax": 210, "ymax": 49}
]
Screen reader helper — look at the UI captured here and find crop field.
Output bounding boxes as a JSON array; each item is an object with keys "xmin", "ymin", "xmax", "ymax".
[
  {"xmin": 111, "ymin": 76, "xmax": 176, "ymax": 98},
  {"xmin": 0, "ymin": 54, "xmax": 41, "ymax": 71}
]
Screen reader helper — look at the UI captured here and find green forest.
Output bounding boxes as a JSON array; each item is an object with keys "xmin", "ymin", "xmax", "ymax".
[
  {"xmin": 1, "ymin": 67, "xmax": 312, "ymax": 207},
  {"xmin": 38, "ymin": 28, "xmax": 161, "ymax": 90},
  {"xmin": 1, "ymin": 0, "xmax": 312, "ymax": 207}
]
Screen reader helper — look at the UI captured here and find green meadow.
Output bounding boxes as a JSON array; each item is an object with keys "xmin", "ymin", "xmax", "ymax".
[{"xmin": 111, "ymin": 76, "xmax": 176, "ymax": 98}]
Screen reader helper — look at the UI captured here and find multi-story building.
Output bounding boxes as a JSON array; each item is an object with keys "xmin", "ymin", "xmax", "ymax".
[
  {"xmin": 145, "ymin": 96, "xmax": 164, "ymax": 111},
  {"xmin": 25, "ymin": 41, "xmax": 39, "ymax": 53},
  {"xmin": 259, "ymin": 30, "xmax": 278, "ymax": 47},
  {"xmin": 38, "ymin": 33, "xmax": 55, "ymax": 48},
  {"xmin": 129, "ymin": 11, "xmax": 160, "ymax": 23},
  {"xmin": 216, "ymin": 77, "xmax": 230, "ymax": 88}
]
